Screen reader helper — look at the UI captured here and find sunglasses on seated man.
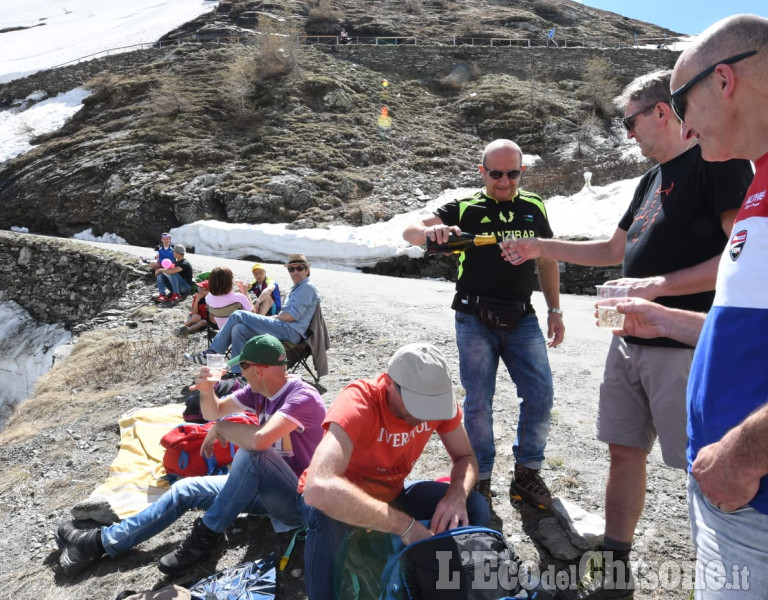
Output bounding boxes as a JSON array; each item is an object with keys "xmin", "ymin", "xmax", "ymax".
[{"xmin": 287, "ymin": 265, "xmax": 307, "ymax": 273}]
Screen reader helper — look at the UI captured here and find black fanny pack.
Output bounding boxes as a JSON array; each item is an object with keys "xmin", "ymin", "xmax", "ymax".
[{"xmin": 453, "ymin": 293, "xmax": 530, "ymax": 331}]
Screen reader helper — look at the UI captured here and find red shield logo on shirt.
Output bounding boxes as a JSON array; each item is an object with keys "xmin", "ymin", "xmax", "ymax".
[{"xmin": 729, "ymin": 230, "xmax": 747, "ymax": 261}]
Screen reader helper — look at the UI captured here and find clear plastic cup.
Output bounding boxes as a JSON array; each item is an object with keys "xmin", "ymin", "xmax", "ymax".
[
  {"xmin": 206, "ymin": 354, "xmax": 227, "ymax": 381},
  {"xmin": 597, "ymin": 303, "xmax": 625, "ymax": 329},
  {"xmin": 596, "ymin": 284, "xmax": 631, "ymax": 299},
  {"xmin": 596, "ymin": 285, "xmax": 630, "ymax": 329}
]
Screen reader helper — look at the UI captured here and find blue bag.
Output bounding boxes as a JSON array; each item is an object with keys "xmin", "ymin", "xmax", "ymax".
[{"xmin": 380, "ymin": 526, "xmax": 537, "ymax": 600}]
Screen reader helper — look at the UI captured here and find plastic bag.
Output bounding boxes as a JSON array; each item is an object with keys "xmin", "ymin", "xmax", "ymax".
[{"xmin": 189, "ymin": 553, "xmax": 276, "ymax": 600}]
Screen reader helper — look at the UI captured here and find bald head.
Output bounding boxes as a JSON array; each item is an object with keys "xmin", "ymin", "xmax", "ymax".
[
  {"xmin": 671, "ymin": 14, "xmax": 768, "ymax": 162},
  {"xmin": 675, "ymin": 14, "xmax": 768, "ymax": 82},
  {"xmin": 481, "ymin": 139, "xmax": 522, "ymax": 168}
]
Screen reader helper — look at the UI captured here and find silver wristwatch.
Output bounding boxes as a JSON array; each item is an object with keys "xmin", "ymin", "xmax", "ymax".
[{"xmin": 547, "ymin": 307, "xmax": 563, "ymax": 315}]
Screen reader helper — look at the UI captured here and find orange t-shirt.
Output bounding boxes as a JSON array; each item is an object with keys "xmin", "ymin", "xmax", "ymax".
[{"xmin": 298, "ymin": 374, "xmax": 462, "ymax": 502}]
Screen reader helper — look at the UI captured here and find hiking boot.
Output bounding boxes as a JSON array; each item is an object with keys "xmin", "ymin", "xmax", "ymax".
[
  {"xmin": 177, "ymin": 325, "xmax": 191, "ymax": 336},
  {"xmin": 555, "ymin": 551, "xmax": 634, "ymax": 600},
  {"xmin": 155, "ymin": 294, "xmax": 168, "ymax": 303},
  {"xmin": 473, "ymin": 478, "xmax": 495, "ymax": 508},
  {"xmin": 168, "ymin": 293, "xmax": 182, "ymax": 302},
  {"xmin": 509, "ymin": 465, "xmax": 553, "ymax": 510},
  {"xmin": 183, "ymin": 349, "xmax": 213, "ymax": 365},
  {"xmin": 157, "ymin": 517, "xmax": 223, "ymax": 575},
  {"xmin": 55, "ymin": 521, "xmax": 104, "ymax": 576}
]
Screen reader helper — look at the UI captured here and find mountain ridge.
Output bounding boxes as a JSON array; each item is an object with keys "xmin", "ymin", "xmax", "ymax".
[{"xmin": 0, "ymin": 0, "xmax": 678, "ymax": 250}]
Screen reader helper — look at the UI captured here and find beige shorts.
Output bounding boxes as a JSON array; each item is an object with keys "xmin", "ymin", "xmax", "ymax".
[{"xmin": 596, "ymin": 336, "xmax": 692, "ymax": 469}]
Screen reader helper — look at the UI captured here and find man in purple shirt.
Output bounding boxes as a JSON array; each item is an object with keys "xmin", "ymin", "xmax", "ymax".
[{"xmin": 55, "ymin": 334, "xmax": 326, "ymax": 576}]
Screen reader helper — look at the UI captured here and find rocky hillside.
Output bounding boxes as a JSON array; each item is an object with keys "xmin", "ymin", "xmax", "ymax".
[
  {"xmin": 0, "ymin": 0, "xmax": 677, "ymax": 248},
  {"xmin": 0, "ymin": 238, "xmax": 694, "ymax": 600}
]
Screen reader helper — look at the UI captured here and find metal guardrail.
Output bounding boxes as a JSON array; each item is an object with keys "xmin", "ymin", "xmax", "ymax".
[
  {"xmin": 48, "ymin": 32, "xmax": 683, "ymax": 72},
  {"xmin": 451, "ymin": 36, "xmax": 682, "ymax": 49},
  {"xmin": 49, "ymin": 42, "xmax": 159, "ymax": 70},
  {"xmin": 47, "ymin": 36, "xmax": 257, "ymax": 70},
  {"xmin": 299, "ymin": 35, "xmax": 417, "ymax": 46}
]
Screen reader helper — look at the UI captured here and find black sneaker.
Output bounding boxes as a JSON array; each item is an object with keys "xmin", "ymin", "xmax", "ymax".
[
  {"xmin": 473, "ymin": 478, "xmax": 495, "ymax": 508},
  {"xmin": 509, "ymin": 465, "xmax": 553, "ymax": 509},
  {"xmin": 555, "ymin": 551, "xmax": 634, "ymax": 600},
  {"xmin": 157, "ymin": 517, "xmax": 224, "ymax": 575},
  {"xmin": 183, "ymin": 349, "xmax": 213, "ymax": 365},
  {"xmin": 55, "ymin": 521, "xmax": 104, "ymax": 576}
]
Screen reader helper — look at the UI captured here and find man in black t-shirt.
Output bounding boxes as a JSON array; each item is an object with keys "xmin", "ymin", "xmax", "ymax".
[
  {"xmin": 500, "ymin": 71, "xmax": 753, "ymax": 599},
  {"xmin": 404, "ymin": 139, "xmax": 564, "ymax": 513},
  {"xmin": 155, "ymin": 244, "xmax": 194, "ymax": 303}
]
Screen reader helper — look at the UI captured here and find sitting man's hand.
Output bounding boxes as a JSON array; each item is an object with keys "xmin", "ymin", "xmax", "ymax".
[
  {"xmin": 189, "ymin": 367, "xmax": 217, "ymax": 393},
  {"xmin": 401, "ymin": 520, "xmax": 433, "ymax": 546},
  {"xmin": 429, "ymin": 491, "xmax": 469, "ymax": 535},
  {"xmin": 200, "ymin": 423, "xmax": 229, "ymax": 459}
]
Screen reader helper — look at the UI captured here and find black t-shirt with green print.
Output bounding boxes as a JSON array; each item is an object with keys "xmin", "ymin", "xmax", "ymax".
[{"xmin": 435, "ymin": 189, "xmax": 553, "ymax": 305}]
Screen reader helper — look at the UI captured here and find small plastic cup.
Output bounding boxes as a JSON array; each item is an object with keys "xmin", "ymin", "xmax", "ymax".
[
  {"xmin": 596, "ymin": 284, "xmax": 631, "ymax": 299},
  {"xmin": 206, "ymin": 354, "xmax": 227, "ymax": 381},
  {"xmin": 597, "ymin": 302, "xmax": 625, "ymax": 329},
  {"xmin": 596, "ymin": 285, "xmax": 630, "ymax": 329}
]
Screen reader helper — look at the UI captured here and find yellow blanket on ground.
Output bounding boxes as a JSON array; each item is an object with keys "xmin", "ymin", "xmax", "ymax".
[{"xmin": 88, "ymin": 404, "xmax": 184, "ymax": 519}]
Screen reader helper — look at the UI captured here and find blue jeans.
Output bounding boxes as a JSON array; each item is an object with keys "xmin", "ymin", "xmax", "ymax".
[
  {"xmin": 101, "ymin": 447, "xmax": 300, "ymax": 556},
  {"xmin": 688, "ymin": 476, "xmax": 768, "ymax": 598},
  {"xmin": 455, "ymin": 312, "xmax": 554, "ymax": 477},
  {"xmin": 156, "ymin": 273, "xmax": 191, "ymax": 295},
  {"xmin": 209, "ymin": 310, "xmax": 302, "ymax": 372},
  {"xmin": 299, "ymin": 480, "xmax": 490, "ymax": 600}
]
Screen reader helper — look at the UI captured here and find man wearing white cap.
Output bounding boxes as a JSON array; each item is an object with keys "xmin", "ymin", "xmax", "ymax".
[{"xmin": 298, "ymin": 343, "xmax": 489, "ymax": 600}]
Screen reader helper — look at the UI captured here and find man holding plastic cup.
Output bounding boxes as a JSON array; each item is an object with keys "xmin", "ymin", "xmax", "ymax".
[
  {"xmin": 500, "ymin": 70, "xmax": 753, "ymax": 598},
  {"xmin": 56, "ymin": 334, "xmax": 326, "ymax": 577}
]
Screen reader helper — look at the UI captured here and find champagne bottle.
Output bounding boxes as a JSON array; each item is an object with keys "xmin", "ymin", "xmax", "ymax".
[{"xmin": 425, "ymin": 232, "xmax": 498, "ymax": 255}]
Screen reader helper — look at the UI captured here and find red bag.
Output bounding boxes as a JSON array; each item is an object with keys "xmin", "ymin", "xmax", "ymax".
[{"xmin": 161, "ymin": 413, "xmax": 258, "ymax": 478}]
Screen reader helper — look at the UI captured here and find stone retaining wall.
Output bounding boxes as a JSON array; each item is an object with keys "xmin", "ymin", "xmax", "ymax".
[
  {"xmin": 322, "ymin": 45, "xmax": 679, "ymax": 85},
  {"xmin": 0, "ymin": 231, "xmax": 140, "ymax": 327},
  {"xmin": 558, "ymin": 262, "xmax": 622, "ymax": 295}
]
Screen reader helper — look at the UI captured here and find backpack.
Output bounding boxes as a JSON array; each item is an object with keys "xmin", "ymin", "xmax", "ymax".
[
  {"xmin": 182, "ymin": 376, "xmax": 247, "ymax": 423},
  {"xmin": 160, "ymin": 413, "xmax": 258, "ymax": 478},
  {"xmin": 380, "ymin": 526, "xmax": 534, "ymax": 600},
  {"xmin": 343, "ymin": 528, "xmax": 402, "ymax": 600}
]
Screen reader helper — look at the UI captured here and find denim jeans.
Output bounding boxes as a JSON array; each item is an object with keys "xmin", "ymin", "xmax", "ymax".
[
  {"xmin": 101, "ymin": 447, "xmax": 300, "ymax": 557},
  {"xmin": 455, "ymin": 311, "xmax": 554, "ymax": 477},
  {"xmin": 299, "ymin": 480, "xmax": 490, "ymax": 600},
  {"xmin": 156, "ymin": 273, "xmax": 191, "ymax": 295},
  {"xmin": 209, "ymin": 310, "xmax": 302, "ymax": 372},
  {"xmin": 688, "ymin": 476, "xmax": 768, "ymax": 598}
]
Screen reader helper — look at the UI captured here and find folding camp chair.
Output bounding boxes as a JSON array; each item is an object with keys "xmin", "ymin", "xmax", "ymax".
[
  {"xmin": 283, "ymin": 341, "xmax": 318, "ymax": 383},
  {"xmin": 205, "ymin": 302, "xmax": 244, "ymax": 351},
  {"xmin": 282, "ymin": 304, "xmax": 329, "ymax": 384}
]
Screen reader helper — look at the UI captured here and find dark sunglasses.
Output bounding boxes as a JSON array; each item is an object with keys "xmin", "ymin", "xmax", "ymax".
[
  {"xmin": 621, "ymin": 102, "xmax": 658, "ymax": 131},
  {"xmin": 287, "ymin": 265, "xmax": 307, "ymax": 273},
  {"xmin": 486, "ymin": 169, "xmax": 522, "ymax": 180},
  {"xmin": 239, "ymin": 361, "xmax": 257, "ymax": 371},
  {"xmin": 670, "ymin": 50, "xmax": 757, "ymax": 122}
]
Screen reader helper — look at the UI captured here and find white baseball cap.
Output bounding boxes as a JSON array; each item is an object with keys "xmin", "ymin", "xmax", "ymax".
[{"xmin": 387, "ymin": 343, "xmax": 456, "ymax": 421}]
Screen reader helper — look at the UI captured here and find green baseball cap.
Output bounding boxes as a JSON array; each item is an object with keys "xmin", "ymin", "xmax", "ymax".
[{"xmin": 227, "ymin": 334, "xmax": 288, "ymax": 367}]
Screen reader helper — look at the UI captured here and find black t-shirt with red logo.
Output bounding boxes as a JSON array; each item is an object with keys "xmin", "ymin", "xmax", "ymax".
[{"xmin": 619, "ymin": 145, "xmax": 753, "ymax": 346}]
